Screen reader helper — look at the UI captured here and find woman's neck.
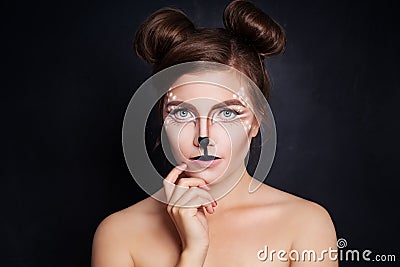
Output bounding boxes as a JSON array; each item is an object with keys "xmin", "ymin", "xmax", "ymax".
[{"xmin": 208, "ymin": 164, "xmax": 259, "ymax": 212}]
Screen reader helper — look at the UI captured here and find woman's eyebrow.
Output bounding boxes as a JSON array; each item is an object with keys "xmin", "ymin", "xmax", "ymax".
[
  {"xmin": 165, "ymin": 99, "xmax": 247, "ymax": 110},
  {"xmin": 211, "ymin": 99, "xmax": 247, "ymax": 109},
  {"xmin": 165, "ymin": 101, "xmax": 196, "ymax": 110}
]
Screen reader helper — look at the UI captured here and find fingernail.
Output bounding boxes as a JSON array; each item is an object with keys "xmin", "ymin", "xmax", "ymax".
[
  {"xmin": 208, "ymin": 206, "xmax": 214, "ymax": 214},
  {"xmin": 212, "ymin": 201, "xmax": 217, "ymax": 207}
]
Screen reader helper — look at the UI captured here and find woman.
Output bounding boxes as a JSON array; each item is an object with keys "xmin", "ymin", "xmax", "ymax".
[{"xmin": 92, "ymin": 1, "xmax": 338, "ymax": 266}]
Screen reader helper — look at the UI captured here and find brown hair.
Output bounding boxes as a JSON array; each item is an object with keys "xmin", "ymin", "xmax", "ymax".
[
  {"xmin": 136, "ymin": 1, "xmax": 286, "ymax": 174},
  {"xmin": 134, "ymin": 0, "xmax": 286, "ymax": 101}
]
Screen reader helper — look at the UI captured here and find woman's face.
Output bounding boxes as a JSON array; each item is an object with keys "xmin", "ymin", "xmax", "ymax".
[{"xmin": 162, "ymin": 72, "xmax": 259, "ymax": 184}]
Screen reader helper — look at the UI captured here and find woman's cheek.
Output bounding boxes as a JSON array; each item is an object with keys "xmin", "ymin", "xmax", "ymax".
[
  {"xmin": 165, "ymin": 124, "xmax": 183, "ymax": 159},
  {"xmin": 178, "ymin": 125, "xmax": 195, "ymax": 157},
  {"xmin": 211, "ymin": 125, "xmax": 231, "ymax": 154},
  {"xmin": 225, "ymin": 124, "xmax": 251, "ymax": 159},
  {"xmin": 165, "ymin": 123, "xmax": 194, "ymax": 160}
]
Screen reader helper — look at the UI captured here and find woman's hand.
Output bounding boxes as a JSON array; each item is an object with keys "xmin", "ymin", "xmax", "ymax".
[{"xmin": 163, "ymin": 163, "xmax": 217, "ymax": 267}]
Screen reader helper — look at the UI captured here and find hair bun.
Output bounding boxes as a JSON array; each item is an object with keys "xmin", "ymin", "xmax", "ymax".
[
  {"xmin": 134, "ymin": 8, "xmax": 195, "ymax": 63},
  {"xmin": 223, "ymin": 0, "xmax": 286, "ymax": 57}
]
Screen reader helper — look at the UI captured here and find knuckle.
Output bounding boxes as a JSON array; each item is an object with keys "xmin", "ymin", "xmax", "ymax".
[
  {"xmin": 177, "ymin": 178, "xmax": 189, "ymax": 186},
  {"xmin": 189, "ymin": 187, "xmax": 200, "ymax": 194},
  {"xmin": 178, "ymin": 207, "xmax": 191, "ymax": 216},
  {"xmin": 171, "ymin": 206, "xmax": 179, "ymax": 215},
  {"xmin": 164, "ymin": 180, "xmax": 176, "ymax": 188},
  {"xmin": 166, "ymin": 205, "xmax": 173, "ymax": 213}
]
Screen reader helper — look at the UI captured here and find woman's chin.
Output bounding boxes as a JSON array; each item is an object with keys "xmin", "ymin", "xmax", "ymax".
[{"xmin": 183, "ymin": 168, "xmax": 226, "ymax": 183}]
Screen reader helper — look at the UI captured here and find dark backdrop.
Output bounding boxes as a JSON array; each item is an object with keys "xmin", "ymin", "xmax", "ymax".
[{"xmin": 1, "ymin": 0, "xmax": 399, "ymax": 266}]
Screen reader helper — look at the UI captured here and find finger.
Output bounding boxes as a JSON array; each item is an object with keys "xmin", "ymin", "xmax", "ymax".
[
  {"xmin": 168, "ymin": 184, "xmax": 189, "ymax": 205},
  {"xmin": 163, "ymin": 163, "xmax": 187, "ymax": 201},
  {"xmin": 183, "ymin": 196, "xmax": 214, "ymax": 214},
  {"xmin": 176, "ymin": 178, "xmax": 211, "ymax": 190},
  {"xmin": 167, "ymin": 176, "xmax": 210, "ymax": 205},
  {"xmin": 174, "ymin": 187, "xmax": 215, "ymax": 208},
  {"xmin": 166, "ymin": 203, "xmax": 178, "ymax": 226},
  {"xmin": 171, "ymin": 196, "xmax": 210, "ymax": 218},
  {"xmin": 165, "ymin": 163, "xmax": 187, "ymax": 183},
  {"xmin": 168, "ymin": 177, "xmax": 210, "ymax": 204}
]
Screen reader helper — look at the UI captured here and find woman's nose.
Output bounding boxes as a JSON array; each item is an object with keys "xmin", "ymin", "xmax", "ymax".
[
  {"xmin": 198, "ymin": 136, "xmax": 209, "ymax": 147},
  {"xmin": 194, "ymin": 117, "xmax": 210, "ymax": 146},
  {"xmin": 198, "ymin": 136, "xmax": 210, "ymax": 156},
  {"xmin": 198, "ymin": 116, "xmax": 208, "ymax": 137}
]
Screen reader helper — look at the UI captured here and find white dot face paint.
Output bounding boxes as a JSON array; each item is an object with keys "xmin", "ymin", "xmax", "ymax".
[
  {"xmin": 166, "ymin": 90, "xmax": 178, "ymax": 104},
  {"xmin": 162, "ymin": 79, "xmax": 259, "ymax": 185},
  {"xmin": 122, "ymin": 61, "xmax": 277, "ymax": 204}
]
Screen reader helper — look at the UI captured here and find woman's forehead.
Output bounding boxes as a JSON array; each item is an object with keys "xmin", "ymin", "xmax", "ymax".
[
  {"xmin": 167, "ymin": 83, "xmax": 239, "ymax": 102},
  {"xmin": 171, "ymin": 70, "xmax": 244, "ymax": 89}
]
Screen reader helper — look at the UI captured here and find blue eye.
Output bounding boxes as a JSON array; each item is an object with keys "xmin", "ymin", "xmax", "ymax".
[
  {"xmin": 222, "ymin": 110, "xmax": 234, "ymax": 118},
  {"xmin": 216, "ymin": 109, "xmax": 239, "ymax": 121},
  {"xmin": 171, "ymin": 108, "xmax": 194, "ymax": 121},
  {"xmin": 177, "ymin": 110, "xmax": 189, "ymax": 118}
]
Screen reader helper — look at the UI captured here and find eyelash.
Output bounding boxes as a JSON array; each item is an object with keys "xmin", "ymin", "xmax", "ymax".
[
  {"xmin": 216, "ymin": 109, "xmax": 240, "ymax": 121},
  {"xmin": 167, "ymin": 107, "xmax": 243, "ymax": 123},
  {"xmin": 168, "ymin": 108, "xmax": 195, "ymax": 121}
]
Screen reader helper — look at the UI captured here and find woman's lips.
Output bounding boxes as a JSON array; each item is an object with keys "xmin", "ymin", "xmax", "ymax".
[
  {"xmin": 191, "ymin": 155, "xmax": 221, "ymax": 161},
  {"xmin": 188, "ymin": 155, "xmax": 222, "ymax": 169}
]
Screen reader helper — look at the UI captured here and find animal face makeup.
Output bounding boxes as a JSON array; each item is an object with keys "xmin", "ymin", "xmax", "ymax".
[
  {"xmin": 122, "ymin": 61, "xmax": 276, "ymax": 203},
  {"xmin": 162, "ymin": 80, "xmax": 259, "ymax": 185}
]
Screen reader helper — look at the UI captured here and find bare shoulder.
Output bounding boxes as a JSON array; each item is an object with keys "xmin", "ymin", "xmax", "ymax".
[
  {"xmin": 256, "ymin": 184, "xmax": 338, "ymax": 265},
  {"xmin": 255, "ymin": 183, "xmax": 337, "ymax": 245},
  {"xmin": 255, "ymin": 183, "xmax": 335, "ymax": 224},
  {"xmin": 92, "ymin": 197, "xmax": 165, "ymax": 267},
  {"xmin": 93, "ymin": 196, "xmax": 165, "ymax": 244}
]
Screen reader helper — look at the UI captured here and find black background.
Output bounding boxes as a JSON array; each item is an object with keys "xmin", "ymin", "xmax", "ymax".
[{"xmin": 1, "ymin": 0, "xmax": 399, "ymax": 266}]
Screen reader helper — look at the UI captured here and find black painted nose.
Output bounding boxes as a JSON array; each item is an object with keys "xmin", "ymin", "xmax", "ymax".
[{"xmin": 198, "ymin": 136, "xmax": 209, "ymax": 147}]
